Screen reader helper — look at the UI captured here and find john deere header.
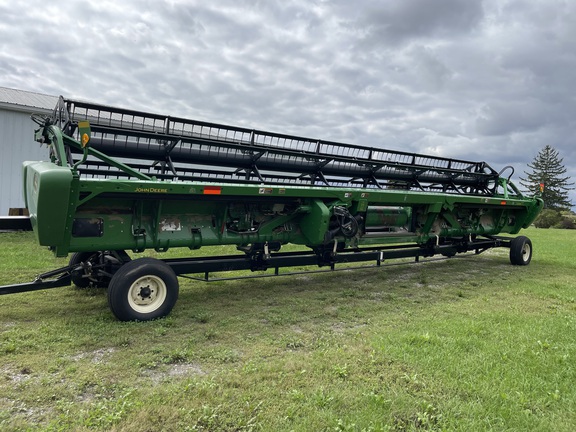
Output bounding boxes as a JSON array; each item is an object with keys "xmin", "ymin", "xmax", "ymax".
[{"xmin": 1, "ymin": 96, "xmax": 543, "ymax": 321}]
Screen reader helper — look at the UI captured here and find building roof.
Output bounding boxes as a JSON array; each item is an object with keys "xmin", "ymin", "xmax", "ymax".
[{"xmin": 0, "ymin": 87, "xmax": 58, "ymax": 113}]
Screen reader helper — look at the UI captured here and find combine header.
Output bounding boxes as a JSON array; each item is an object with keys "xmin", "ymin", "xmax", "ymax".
[{"xmin": 0, "ymin": 97, "xmax": 543, "ymax": 320}]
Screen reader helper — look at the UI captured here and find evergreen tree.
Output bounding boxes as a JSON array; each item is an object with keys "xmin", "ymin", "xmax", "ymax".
[{"xmin": 519, "ymin": 145, "xmax": 574, "ymax": 209}]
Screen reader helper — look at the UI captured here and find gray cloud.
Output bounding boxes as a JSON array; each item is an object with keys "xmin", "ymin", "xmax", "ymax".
[{"xmin": 353, "ymin": 0, "xmax": 485, "ymax": 47}]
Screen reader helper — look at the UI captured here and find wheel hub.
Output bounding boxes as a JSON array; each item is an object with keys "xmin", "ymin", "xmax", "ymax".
[
  {"xmin": 138, "ymin": 286, "xmax": 153, "ymax": 300},
  {"xmin": 522, "ymin": 244, "xmax": 531, "ymax": 259},
  {"xmin": 127, "ymin": 275, "xmax": 167, "ymax": 312},
  {"xmin": 130, "ymin": 278, "xmax": 160, "ymax": 306}
]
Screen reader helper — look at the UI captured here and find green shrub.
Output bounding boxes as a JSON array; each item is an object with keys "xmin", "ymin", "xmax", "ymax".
[
  {"xmin": 559, "ymin": 217, "xmax": 576, "ymax": 229},
  {"xmin": 535, "ymin": 209, "xmax": 562, "ymax": 228}
]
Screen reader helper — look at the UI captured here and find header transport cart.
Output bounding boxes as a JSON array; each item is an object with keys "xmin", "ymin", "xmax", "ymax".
[{"xmin": 0, "ymin": 97, "xmax": 543, "ymax": 321}]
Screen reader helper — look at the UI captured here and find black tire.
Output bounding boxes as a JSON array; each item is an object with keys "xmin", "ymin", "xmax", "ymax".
[
  {"xmin": 69, "ymin": 250, "xmax": 130, "ymax": 288},
  {"xmin": 510, "ymin": 236, "xmax": 532, "ymax": 266},
  {"xmin": 107, "ymin": 258, "xmax": 179, "ymax": 321}
]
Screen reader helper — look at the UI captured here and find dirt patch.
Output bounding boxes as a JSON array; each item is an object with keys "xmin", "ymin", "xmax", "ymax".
[
  {"xmin": 1, "ymin": 365, "xmax": 34, "ymax": 383},
  {"xmin": 145, "ymin": 362, "xmax": 206, "ymax": 384},
  {"xmin": 70, "ymin": 347, "xmax": 116, "ymax": 364},
  {"xmin": 167, "ymin": 363, "xmax": 205, "ymax": 377}
]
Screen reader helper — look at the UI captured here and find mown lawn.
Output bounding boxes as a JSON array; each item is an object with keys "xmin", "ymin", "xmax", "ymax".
[{"xmin": 0, "ymin": 228, "xmax": 575, "ymax": 431}]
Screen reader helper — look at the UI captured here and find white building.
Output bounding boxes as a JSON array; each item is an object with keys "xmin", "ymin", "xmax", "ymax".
[{"xmin": 0, "ymin": 87, "xmax": 58, "ymax": 215}]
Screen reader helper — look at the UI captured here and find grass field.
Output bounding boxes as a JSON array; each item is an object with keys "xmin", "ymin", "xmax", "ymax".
[{"xmin": 0, "ymin": 228, "xmax": 575, "ymax": 431}]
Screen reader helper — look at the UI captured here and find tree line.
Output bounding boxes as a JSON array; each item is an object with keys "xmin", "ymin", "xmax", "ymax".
[{"xmin": 520, "ymin": 145, "xmax": 574, "ymax": 229}]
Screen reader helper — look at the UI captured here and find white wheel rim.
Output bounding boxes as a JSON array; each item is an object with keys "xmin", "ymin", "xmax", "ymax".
[
  {"xmin": 522, "ymin": 243, "xmax": 531, "ymax": 261},
  {"xmin": 127, "ymin": 275, "xmax": 167, "ymax": 314}
]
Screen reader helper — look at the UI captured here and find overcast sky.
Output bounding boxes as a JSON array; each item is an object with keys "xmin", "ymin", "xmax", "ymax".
[{"xmin": 1, "ymin": 0, "xmax": 575, "ymax": 206}]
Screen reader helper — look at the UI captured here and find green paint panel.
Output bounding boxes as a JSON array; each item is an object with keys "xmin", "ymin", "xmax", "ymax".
[{"xmin": 24, "ymin": 161, "xmax": 73, "ymax": 248}]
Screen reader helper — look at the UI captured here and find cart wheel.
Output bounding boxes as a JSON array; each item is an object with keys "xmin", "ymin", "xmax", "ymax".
[
  {"xmin": 107, "ymin": 258, "xmax": 179, "ymax": 321},
  {"xmin": 69, "ymin": 250, "xmax": 130, "ymax": 288},
  {"xmin": 69, "ymin": 252, "xmax": 97, "ymax": 288},
  {"xmin": 509, "ymin": 236, "xmax": 532, "ymax": 266}
]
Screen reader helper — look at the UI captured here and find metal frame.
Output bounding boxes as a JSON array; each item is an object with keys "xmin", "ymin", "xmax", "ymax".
[
  {"xmin": 47, "ymin": 97, "xmax": 510, "ymax": 196},
  {"xmin": 0, "ymin": 236, "xmax": 508, "ymax": 296}
]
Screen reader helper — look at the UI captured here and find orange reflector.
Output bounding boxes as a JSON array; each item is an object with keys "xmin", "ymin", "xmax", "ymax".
[
  {"xmin": 81, "ymin": 133, "xmax": 90, "ymax": 147},
  {"xmin": 500, "ymin": 201, "xmax": 507, "ymax": 205},
  {"xmin": 203, "ymin": 186, "xmax": 222, "ymax": 195}
]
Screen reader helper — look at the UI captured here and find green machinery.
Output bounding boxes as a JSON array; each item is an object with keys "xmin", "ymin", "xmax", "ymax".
[{"xmin": 0, "ymin": 97, "xmax": 544, "ymax": 320}]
